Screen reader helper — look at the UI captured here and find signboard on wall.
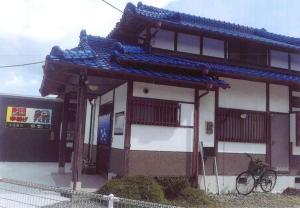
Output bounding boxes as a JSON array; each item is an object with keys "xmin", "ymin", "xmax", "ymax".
[{"xmin": 6, "ymin": 106, "xmax": 52, "ymax": 129}]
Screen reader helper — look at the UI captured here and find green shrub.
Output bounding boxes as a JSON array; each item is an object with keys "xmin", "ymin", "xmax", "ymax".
[
  {"xmin": 155, "ymin": 176, "xmax": 190, "ymax": 199},
  {"xmin": 98, "ymin": 175, "xmax": 166, "ymax": 203},
  {"xmin": 179, "ymin": 187, "xmax": 211, "ymax": 206}
]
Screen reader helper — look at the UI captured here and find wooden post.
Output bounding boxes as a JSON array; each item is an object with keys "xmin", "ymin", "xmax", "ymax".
[
  {"xmin": 193, "ymin": 89, "xmax": 200, "ymax": 187},
  {"xmin": 123, "ymin": 81, "xmax": 133, "ymax": 176},
  {"xmin": 72, "ymin": 78, "xmax": 87, "ymax": 190},
  {"xmin": 58, "ymin": 93, "xmax": 70, "ymax": 174}
]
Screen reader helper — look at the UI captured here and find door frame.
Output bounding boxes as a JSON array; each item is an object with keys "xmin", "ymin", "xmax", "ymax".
[{"xmin": 97, "ymin": 101, "xmax": 114, "ymax": 175}]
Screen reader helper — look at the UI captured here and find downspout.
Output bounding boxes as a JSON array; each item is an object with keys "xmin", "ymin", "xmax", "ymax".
[
  {"xmin": 193, "ymin": 89, "xmax": 209, "ymax": 187},
  {"xmin": 87, "ymin": 98, "xmax": 96, "ymax": 162}
]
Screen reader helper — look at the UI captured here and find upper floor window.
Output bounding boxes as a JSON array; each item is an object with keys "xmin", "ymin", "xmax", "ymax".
[
  {"xmin": 291, "ymin": 53, "xmax": 300, "ymax": 71},
  {"xmin": 228, "ymin": 41, "xmax": 267, "ymax": 66},
  {"xmin": 151, "ymin": 29, "xmax": 174, "ymax": 51},
  {"xmin": 202, "ymin": 37, "xmax": 224, "ymax": 58},
  {"xmin": 177, "ymin": 33, "xmax": 200, "ymax": 54},
  {"xmin": 270, "ymin": 50, "xmax": 289, "ymax": 69}
]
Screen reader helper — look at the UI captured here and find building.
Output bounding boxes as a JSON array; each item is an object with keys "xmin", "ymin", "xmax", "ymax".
[
  {"xmin": 0, "ymin": 94, "xmax": 63, "ymax": 162},
  {"xmin": 40, "ymin": 2, "xmax": 300, "ymax": 192}
]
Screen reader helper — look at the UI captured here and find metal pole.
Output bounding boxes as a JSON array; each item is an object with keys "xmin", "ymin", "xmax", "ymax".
[{"xmin": 214, "ymin": 156, "xmax": 220, "ymax": 195}]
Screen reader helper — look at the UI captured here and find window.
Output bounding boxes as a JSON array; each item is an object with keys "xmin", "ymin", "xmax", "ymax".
[
  {"xmin": 291, "ymin": 53, "xmax": 300, "ymax": 71},
  {"xmin": 217, "ymin": 108, "xmax": 266, "ymax": 143},
  {"xmin": 151, "ymin": 29, "xmax": 175, "ymax": 51},
  {"xmin": 177, "ymin": 33, "xmax": 200, "ymax": 54},
  {"xmin": 202, "ymin": 37, "xmax": 224, "ymax": 58},
  {"xmin": 270, "ymin": 50, "xmax": 289, "ymax": 69},
  {"xmin": 114, "ymin": 112, "xmax": 125, "ymax": 135},
  {"xmin": 228, "ymin": 41, "xmax": 267, "ymax": 66},
  {"xmin": 131, "ymin": 98, "xmax": 180, "ymax": 126}
]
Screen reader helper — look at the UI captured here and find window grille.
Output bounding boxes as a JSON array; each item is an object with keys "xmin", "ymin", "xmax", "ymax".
[
  {"xmin": 217, "ymin": 108, "xmax": 267, "ymax": 143},
  {"xmin": 131, "ymin": 98, "xmax": 180, "ymax": 126}
]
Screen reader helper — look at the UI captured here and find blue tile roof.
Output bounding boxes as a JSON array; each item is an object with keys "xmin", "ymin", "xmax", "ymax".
[
  {"xmin": 46, "ymin": 30, "xmax": 300, "ymax": 86},
  {"xmin": 109, "ymin": 2, "xmax": 300, "ymax": 50},
  {"xmin": 46, "ymin": 31, "xmax": 228, "ymax": 89}
]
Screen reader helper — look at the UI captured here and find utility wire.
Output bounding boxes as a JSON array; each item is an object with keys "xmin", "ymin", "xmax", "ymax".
[
  {"xmin": 101, "ymin": 0, "xmax": 123, "ymax": 14},
  {"xmin": 0, "ymin": 61, "xmax": 44, "ymax": 68}
]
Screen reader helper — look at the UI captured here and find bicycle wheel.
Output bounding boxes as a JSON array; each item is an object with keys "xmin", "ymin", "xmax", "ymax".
[
  {"xmin": 236, "ymin": 171, "xmax": 255, "ymax": 195},
  {"xmin": 260, "ymin": 169, "xmax": 277, "ymax": 192}
]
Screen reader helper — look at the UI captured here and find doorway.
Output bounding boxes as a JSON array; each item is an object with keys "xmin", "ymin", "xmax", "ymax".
[
  {"xmin": 270, "ymin": 113, "xmax": 289, "ymax": 172},
  {"xmin": 96, "ymin": 102, "xmax": 113, "ymax": 176}
]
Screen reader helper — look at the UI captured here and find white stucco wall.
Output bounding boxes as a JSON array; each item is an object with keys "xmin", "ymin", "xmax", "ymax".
[
  {"xmin": 291, "ymin": 53, "xmax": 300, "ymax": 71},
  {"xmin": 151, "ymin": 29, "xmax": 174, "ymax": 50},
  {"xmin": 111, "ymin": 83, "xmax": 127, "ymax": 149},
  {"xmin": 219, "ymin": 78, "xmax": 266, "ymax": 111},
  {"xmin": 130, "ymin": 124, "xmax": 193, "ymax": 152},
  {"xmin": 218, "ymin": 142, "xmax": 266, "ymax": 154},
  {"xmin": 202, "ymin": 37, "xmax": 224, "ymax": 58},
  {"xmin": 199, "ymin": 91, "xmax": 215, "ymax": 147},
  {"xmin": 180, "ymin": 103, "xmax": 194, "ymax": 126},
  {"xmin": 269, "ymin": 84, "xmax": 289, "ymax": 113},
  {"xmin": 270, "ymin": 50, "xmax": 289, "ymax": 69},
  {"xmin": 177, "ymin": 33, "xmax": 200, "ymax": 54},
  {"xmin": 84, "ymin": 97, "xmax": 100, "ymax": 145},
  {"xmin": 133, "ymin": 82, "xmax": 194, "ymax": 102},
  {"xmin": 101, "ymin": 90, "xmax": 113, "ymax": 104}
]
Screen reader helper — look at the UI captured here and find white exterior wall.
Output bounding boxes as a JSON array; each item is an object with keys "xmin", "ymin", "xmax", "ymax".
[
  {"xmin": 131, "ymin": 125, "xmax": 193, "ymax": 152},
  {"xmin": 199, "ymin": 175, "xmax": 295, "ymax": 194},
  {"xmin": 269, "ymin": 84, "xmax": 289, "ymax": 113},
  {"xmin": 218, "ymin": 142, "xmax": 266, "ymax": 154},
  {"xmin": 199, "ymin": 91, "xmax": 215, "ymax": 147},
  {"xmin": 202, "ymin": 37, "xmax": 224, "ymax": 58},
  {"xmin": 270, "ymin": 50, "xmax": 289, "ymax": 69},
  {"xmin": 133, "ymin": 82, "xmax": 194, "ymax": 102},
  {"xmin": 101, "ymin": 90, "xmax": 113, "ymax": 104},
  {"xmin": 84, "ymin": 97, "xmax": 100, "ymax": 145},
  {"xmin": 151, "ymin": 29, "xmax": 174, "ymax": 50},
  {"xmin": 291, "ymin": 53, "xmax": 300, "ymax": 71},
  {"xmin": 291, "ymin": 90, "xmax": 300, "ymax": 155},
  {"xmin": 131, "ymin": 82, "xmax": 194, "ymax": 152},
  {"xmin": 219, "ymin": 78, "xmax": 266, "ymax": 111},
  {"xmin": 111, "ymin": 83, "xmax": 127, "ymax": 149},
  {"xmin": 177, "ymin": 33, "xmax": 200, "ymax": 54}
]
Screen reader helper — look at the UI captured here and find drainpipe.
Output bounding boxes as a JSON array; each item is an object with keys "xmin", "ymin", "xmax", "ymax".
[{"xmin": 87, "ymin": 98, "xmax": 95, "ymax": 162}]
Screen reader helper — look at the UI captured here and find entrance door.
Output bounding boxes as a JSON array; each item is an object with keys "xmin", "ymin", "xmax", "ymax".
[
  {"xmin": 97, "ymin": 103, "xmax": 113, "ymax": 175},
  {"xmin": 270, "ymin": 113, "xmax": 289, "ymax": 172}
]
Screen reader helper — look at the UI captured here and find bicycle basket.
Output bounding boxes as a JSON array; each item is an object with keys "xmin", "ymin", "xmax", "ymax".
[{"xmin": 248, "ymin": 160, "xmax": 259, "ymax": 174}]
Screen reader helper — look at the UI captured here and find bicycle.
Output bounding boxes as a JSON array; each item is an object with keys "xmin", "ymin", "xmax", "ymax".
[{"xmin": 236, "ymin": 153, "xmax": 277, "ymax": 195}]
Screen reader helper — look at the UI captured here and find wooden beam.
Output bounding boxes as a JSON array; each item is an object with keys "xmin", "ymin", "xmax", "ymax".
[
  {"xmin": 123, "ymin": 81, "xmax": 133, "ymax": 176},
  {"xmin": 192, "ymin": 89, "xmax": 200, "ymax": 187},
  {"xmin": 58, "ymin": 93, "xmax": 70, "ymax": 173},
  {"xmin": 72, "ymin": 78, "xmax": 87, "ymax": 190}
]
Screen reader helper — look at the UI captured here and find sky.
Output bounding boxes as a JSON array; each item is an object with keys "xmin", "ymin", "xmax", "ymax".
[{"xmin": 0, "ymin": 0, "xmax": 299, "ymax": 97}]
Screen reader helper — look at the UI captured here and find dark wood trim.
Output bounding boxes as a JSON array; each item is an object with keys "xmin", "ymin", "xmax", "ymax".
[
  {"xmin": 200, "ymin": 36, "xmax": 203, "ymax": 55},
  {"xmin": 214, "ymin": 89, "xmax": 219, "ymax": 155},
  {"xmin": 174, "ymin": 31, "xmax": 178, "ymax": 51},
  {"xmin": 72, "ymin": 78, "xmax": 87, "ymax": 189},
  {"xmin": 192, "ymin": 89, "xmax": 200, "ymax": 187},
  {"xmin": 132, "ymin": 96, "xmax": 194, "ymax": 104},
  {"xmin": 296, "ymin": 113, "xmax": 300, "ymax": 146},
  {"xmin": 224, "ymin": 40, "xmax": 228, "ymax": 60},
  {"xmin": 99, "ymin": 81, "xmax": 127, "ymax": 97},
  {"xmin": 266, "ymin": 83, "xmax": 271, "ymax": 164},
  {"xmin": 288, "ymin": 53, "xmax": 292, "ymax": 70},
  {"xmin": 289, "ymin": 87, "xmax": 293, "ymax": 113},
  {"xmin": 124, "ymin": 81, "xmax": 133, "ymax": 176},
  {"xmin": 58, "ymin": 93, "xmax": 70, "ymax": 169}
]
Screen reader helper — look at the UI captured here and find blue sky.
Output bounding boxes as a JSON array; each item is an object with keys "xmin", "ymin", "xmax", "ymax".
[{"xmin": 0, "ymin": 0, "xmax": 299, "ymax": 97}]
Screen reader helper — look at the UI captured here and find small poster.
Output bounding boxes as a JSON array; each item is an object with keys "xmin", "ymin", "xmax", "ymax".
[
  {"xmin": 98, "ymin": 113, "xmax": 111, "ymax": 145},
  {"xmin": 6, "ymin": 106, "xmax": 52, "ymax": 129}
]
